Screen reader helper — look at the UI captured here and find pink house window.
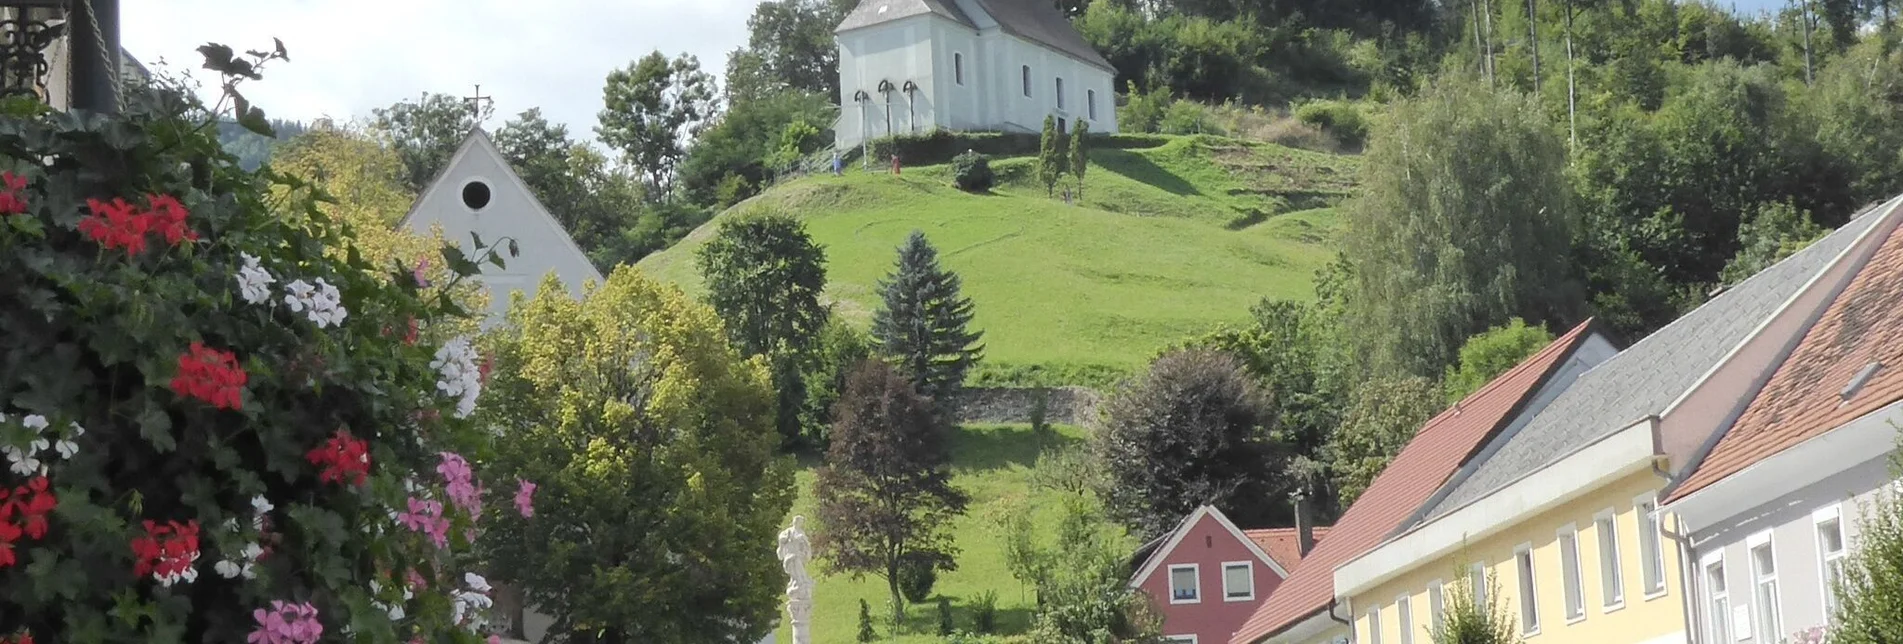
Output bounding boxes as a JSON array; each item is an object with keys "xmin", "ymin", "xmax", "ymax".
[{"xmin": 1169, "ymin": 564, "xmax": 1200, "ymax": 603}]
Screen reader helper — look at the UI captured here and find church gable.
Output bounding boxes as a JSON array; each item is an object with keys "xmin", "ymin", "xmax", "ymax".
[{"xmin": 399, "ymin": 130, "xmax": 603, "ymax": 320}]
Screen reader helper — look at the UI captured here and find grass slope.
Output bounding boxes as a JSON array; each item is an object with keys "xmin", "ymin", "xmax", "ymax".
[
  {"xmin": 777, "ymin": 424, "xmax": 1130, "ymax": 644},
  {"xmin": 638, "ymin": 135, "xmax": 1357, "ymax": 386}
]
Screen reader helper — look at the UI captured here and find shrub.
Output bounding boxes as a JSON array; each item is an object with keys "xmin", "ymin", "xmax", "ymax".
[
  {"xmin": 901, "ymin": 557, "xmax": 940, "ymax": 603},
  {"xmin": 972, "ymin": 590, "xmax": 1001, "ymax": 633},
  {"xmin": 0, "ymin": 44, "xmax": 528, "ymax": 641},
  {"xmin": 939, "ymin": 596, "xmax": 956, "ymax": 635},
  {"xmin": 1434, "ymin": 572, "xmax": 1520, "ymax": 644},
  {"xmin": 1160, "ymin": 99, "xmax": 1220, "ymax": 135},
  {"xmin": 1119, "ymin": 81, "xmax": 1171, "ymax": 133},
  {"xmin": 858, "ymin": 599, "xmax": 878, "ymax": 642},
  {"xmin": 1294, "ymin": 99, "xmax": 1369, "ymax": 147},
  {"xmin": 952, "ymin": 150, "xmax": 996, "ymax": 191}
]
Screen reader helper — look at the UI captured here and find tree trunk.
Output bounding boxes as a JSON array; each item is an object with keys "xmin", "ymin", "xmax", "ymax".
[
  {"xmin": 888, "ymin": 563, "xmax": 905, "ymax": 630},
  {"xmin": 1476, "ymin": 0, "xmax": 1491, "ymax": 84},
  {"xmin": 1527, "ymin": 0, "xmax": 1543, "ymax": 95},
  {"xmin": 1800, "ymin": 0, "xmax": 1815, "ymax": 85},
  {"xmin": 1565, "ymin": 0, "xmax": 1578, "ymax": 147}
]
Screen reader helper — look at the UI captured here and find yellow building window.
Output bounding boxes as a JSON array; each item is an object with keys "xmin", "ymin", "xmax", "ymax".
[{"xmin": 1515, "ymin": 544, "xmax": 1541, "ymax": 635}]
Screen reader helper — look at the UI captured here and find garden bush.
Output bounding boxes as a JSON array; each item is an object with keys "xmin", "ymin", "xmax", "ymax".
[
  {"xmin": 0, "ymin": 43, "xmax": 532, "ymax": 642},
  {"xmin": 952, "ymin": 150, "xmax": 996, "ymax": 191},
  {"xmin": 1294, "ymin": 99, "xmax": 1368, "ymax": 147},
  {"xmin": 900, "ymin": 558, "xmax": 939, "ymax": 603}
]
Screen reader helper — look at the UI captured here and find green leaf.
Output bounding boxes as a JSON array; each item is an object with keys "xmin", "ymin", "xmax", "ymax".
[
  {"xmin": 470, "ymin": 231, "xmax": 485, "ymax": 249},
  {"xmin": 273, "ymin": 37, "xmax": 289, "ymax": 61},
  {"xmin": 137, "ymin": 403, "xmax": 175, "ymax": 453},
  {"xmin": 237, "ymin": 105, "xmax": 275, "ymax": 137},
  {"xmin": 441, "ymin": 244, "xmax": 481, "ymax": 277},
  {"xmin": 195, "ymin": 43, "xmax": 235, "ymax": 72}
]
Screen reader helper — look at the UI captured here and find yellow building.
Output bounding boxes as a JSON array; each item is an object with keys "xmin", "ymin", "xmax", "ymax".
[{"xmin": 1326, "ymin": 198, "xmax": 1903, "ymax": 644}]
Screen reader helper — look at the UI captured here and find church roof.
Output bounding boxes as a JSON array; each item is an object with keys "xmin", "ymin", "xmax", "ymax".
[
  {"xmin": 837, "ymin": 0, "xmax": 1115, "ymax": 72},
  {"xmin": 836, "ymin": 0, "xmax": 977, "ymax": 33}
]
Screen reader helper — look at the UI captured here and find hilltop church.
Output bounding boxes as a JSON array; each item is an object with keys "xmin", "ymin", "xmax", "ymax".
[{"xmin": 834, "ymin": 0, "xmax": 1120, "ymax": 149}]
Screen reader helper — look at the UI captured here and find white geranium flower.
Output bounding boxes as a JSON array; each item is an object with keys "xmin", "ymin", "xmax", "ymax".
[
  {"xmin": 21, "ymin": 415, "xmax": 48, "ymax": 432},
  {"xmin": 431, "ymin": 336, "xmax": 483, "ymax": 418},
  {"xmin": 464, "ymin": 572, "xmax": 491, "ymax": 593},
  {"xmin": 67, "ymin": 422, "xmax": 83, "ymax": 437},
  {"xmin": 5, "ymin": 446, "xmax": 41, "ymax": 476},
  {"xmin": 251, "ymin": 495, "xmax": 274, "ymax": 515},
  {"xmin": 283, "ymin": 279, "xmax": 316, "ymax": 312},
  {"xmin": 236, "ymin": 253, "xmax": 276, "ymax": 305},
  {"xmin": 214, "ymin": 559, "xmax": 243, "ymax": 579},
  {"xmin": 54, "ymin": 437, "xmax": 77, "ymax": 460},
  {"xmin": 308, "ymin": 278, "xmax": 349, "ymax": 328}
]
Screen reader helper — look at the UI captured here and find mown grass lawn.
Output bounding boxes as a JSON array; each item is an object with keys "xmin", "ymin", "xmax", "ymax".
[
  {"xmin": 774, "ymin": 423, "xmax": 1134, "ymax": 644},
  {"xmin": 637, "ymin": 135, "xmax": 1357, "ymax": 387}
]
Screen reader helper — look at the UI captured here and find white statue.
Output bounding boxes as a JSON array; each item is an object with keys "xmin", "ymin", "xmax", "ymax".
[{"xmin": 777, "ymin": 515, "xmax": 814, "ymax": 644}]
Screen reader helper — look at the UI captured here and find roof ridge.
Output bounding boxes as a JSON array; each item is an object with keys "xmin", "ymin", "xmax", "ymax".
[{"xmin": 1411, "ymin": 319, "xmax": 1596, "ymax": 438}]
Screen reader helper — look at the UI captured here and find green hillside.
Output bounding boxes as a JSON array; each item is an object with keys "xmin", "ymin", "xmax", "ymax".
[
  {"xmin": 638, "ymin": 135, "xmax": 1358, "ymax": 385},
  {"xmin": 775, "ymin": 423, "xmax": 1133, "ymax": 644}
]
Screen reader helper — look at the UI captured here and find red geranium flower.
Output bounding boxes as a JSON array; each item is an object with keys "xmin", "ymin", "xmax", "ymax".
[
  {"xmin": 0, "ymin": 171, "xmax": 28, "ymax": 215},
  {"xmin": 305, "ymin": 429, "xmax": 371, "ymax": 486},
  {"xmin": 79, "ymin": 197, "xmax": 149, "ymax": 255},
  {"xmin": 145, "ymin": 194, "xmax": 198, "ymax": 245},
  {"xmin": 130, "ymin": 519, "xmax": 200, "ymax": 585},
  {"xmin": 170, "ymin": 342, "xmax": 246, "ymax": 409}
]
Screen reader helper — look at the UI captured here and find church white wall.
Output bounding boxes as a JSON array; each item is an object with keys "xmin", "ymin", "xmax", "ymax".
[
  {"xmin": 834, "ymin": 13, "xmax": 1119, "ymax": 149},
  {"xmin": 836, "ymin": 15, "xmax": 936, "ymax": 148},
  {"xmin": 401, "ymin": 134, "xmax": 602, "ymax": 322}
]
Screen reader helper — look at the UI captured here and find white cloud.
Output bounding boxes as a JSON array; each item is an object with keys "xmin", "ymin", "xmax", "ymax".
[{"xmin": 122, "ymin": 0, "xmax": 759, "ymax": 143}]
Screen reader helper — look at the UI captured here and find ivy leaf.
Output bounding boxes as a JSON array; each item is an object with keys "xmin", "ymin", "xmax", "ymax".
[
  {"xmin": 237, "ymin": 104, "xmax": 275, "ymax": 138},
  {"xmin": 195, "ymin": 43, "xmax": 235, "ymax": 72},
  {"xmin": 441, "ymin": 244, "xmax": 481, "ymax": 277},
  {"xmin": 137, "ymin": 403, "xmax": 175, "ymax": 453}
]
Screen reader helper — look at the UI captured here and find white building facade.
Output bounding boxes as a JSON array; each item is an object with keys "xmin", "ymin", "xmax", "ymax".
[{"xmin": 834, "ymin": 0, "xmax": 1119, "ymax": 149}]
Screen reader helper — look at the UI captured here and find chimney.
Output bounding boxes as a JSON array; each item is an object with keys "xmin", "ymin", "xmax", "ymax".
[{"xmin": 1292, "ymin": 488, "xmax": 1315, "ymax": 557}]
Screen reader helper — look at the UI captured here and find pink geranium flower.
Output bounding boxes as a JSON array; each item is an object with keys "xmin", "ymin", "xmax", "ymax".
[{"xmin": 514, "ymin": 479, "xmax": 536, "ymax": 518}]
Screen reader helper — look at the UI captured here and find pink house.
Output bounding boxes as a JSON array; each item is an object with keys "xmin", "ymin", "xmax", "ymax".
[{"xmin": 1129, "ymin": 505, "xmax": 1326, "ymax": 643}]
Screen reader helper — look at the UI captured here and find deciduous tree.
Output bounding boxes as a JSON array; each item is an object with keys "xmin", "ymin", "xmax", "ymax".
[
  {"xmin": 1442, "ymin": 318, "xmax": 1554, "ymax": 402},
  {"xmin": 493, "ymin": 108, "xmax": 647, "ymax": 268},
  {"xmin": 1326, "ymin": 377, "xmax": 1442, "ymax": 506},
  {"xmin": 598, "ymin": 51, "xmax": 719, "ymax": 198},
  {"xmin": 369, "ymin": 92, "xmax": 475, "ymax": 192},
  {"xmin": 697, "ymin": 212, "xmax": 831, "ymax": 445},
  {"xmin": 479, "ymin": 269, "xmax": 794, "ymax": 643},
  {"xmin": 872, "ymin": 231, "xmax": 985, "ymax": 409},
  {"xmin": 1094, "ymin": 350, "xmax": 1283, "ymax": 538},
  {"xmin": 815, "ymin": 360, "xmax": 970, "ymax": 627},
  {"xmin": 1345, "ymin": 76, "xmax": 1578, "ymax": 379}
]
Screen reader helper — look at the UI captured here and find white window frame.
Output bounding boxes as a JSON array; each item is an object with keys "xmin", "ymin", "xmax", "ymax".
[
  {"xmin": 1636, "ymin": 492, "xmax": 1667, "ymax": 599},
  {"xmin": 1815, "ymin": 504, "xmax": 1848, "ymax": 618},
  {"xmin": 953, "ymin": 52, "xmax": 964, "ymax": 86},
  {"xmin": 1367, "ymin": 604, "xmax": 1384, "ymax": 644},
  {"xmin": 1168, "ymin": 564, "xmax": 1200, "ymax": 604},
  {"xmin": 1558, "ymin": 524, "xmax": 1586, "ymax": 623},
  {"xmin": 1515, "ymin": 543, "xmax": 1541, "ymax": 636},
  {"xmin": 1021, "ymin": 65, "xmax": 1031, "ymax": 98},
  {"xmin": 1428, "ymin": 578, "xmax": 1446, "ymax": 633},
  {"xmin": 1222, "ymin": 560, "xmax": 1255, "ymax": 602},
  {"xmin": 1595, "ymin": 508, "xmax": 1626, "ymax": 612},
  {"xmin": 1748, "ymin": 530, "xmax": 1783, "ymax": 641},
  {"xmin": 1396, "ymin": 594, "xmax": 1415, "ymax": 644},
  {"xmin": 1055, "ymin": 77, "xmax": 1066, "ymax": 109},
  {"xmin": 1700, "ymin": 551, "xmax": 1731, "ymax": 644},
  {"xmin": 1470, "ymin": 562, "xmax": 1489, "ymax": 610},
  {"xmin": 1164, "ymin": 636, "xmax": 1198, "ymax": 644}
]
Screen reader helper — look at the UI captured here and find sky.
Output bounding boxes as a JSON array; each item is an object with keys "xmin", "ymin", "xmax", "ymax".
[{"xmin": 123, "ymin": 0, "xmax": 762, "ymax": 143}]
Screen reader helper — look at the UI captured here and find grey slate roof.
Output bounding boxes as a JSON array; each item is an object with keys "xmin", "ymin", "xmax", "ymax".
[
  {"xmin": 837, "ymin": 0, "xmax": 976, "ymax": 33},
  {"xmin": 1418, "ymin": 206, "xmax": 1887, "ymax": 521},
  {"xmin": 837, "ymin": 0, "xmax": 1115, "ymax": 72}
]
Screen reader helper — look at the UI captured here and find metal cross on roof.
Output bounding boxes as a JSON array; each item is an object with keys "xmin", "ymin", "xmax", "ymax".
[{"xmin": 463, "ymin": 84, "xmax": 494, "ymax": 125}]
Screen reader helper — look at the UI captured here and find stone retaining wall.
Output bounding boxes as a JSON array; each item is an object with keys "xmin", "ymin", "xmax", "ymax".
[{"xmin": 950, "ymin": 386, "xmax": 1102, "ymax": 426}]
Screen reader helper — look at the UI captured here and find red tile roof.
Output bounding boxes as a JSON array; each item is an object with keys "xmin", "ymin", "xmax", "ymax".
[
  {"xmin": 1245, "ymin": 527, "xmax": 1334, "ymax": 573},
  {"xmin": 1666, "ymin": 222, "xmax": 1903, "ymax": 503},
  {"xmin": 1231, "ymin": 320, "xmax": 1600, "ymax": 644}
]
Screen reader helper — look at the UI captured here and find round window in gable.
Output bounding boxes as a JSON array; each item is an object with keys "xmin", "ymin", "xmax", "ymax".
[{"xmin": 461, "ymin": 180, "xmax": 492, "ymax": 211}]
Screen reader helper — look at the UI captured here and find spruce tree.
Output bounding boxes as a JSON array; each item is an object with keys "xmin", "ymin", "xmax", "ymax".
[
  {"xmin": 1071, "ymin": 119, "xmax": 1090, "ymax": 200},
  {"xmin": 872, "ymin": 231, "xmax": 985, "ymax": 408},
  {"xmin": 1038, "ymin": 115, "xmax": 1066, "ymax": 197}
]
